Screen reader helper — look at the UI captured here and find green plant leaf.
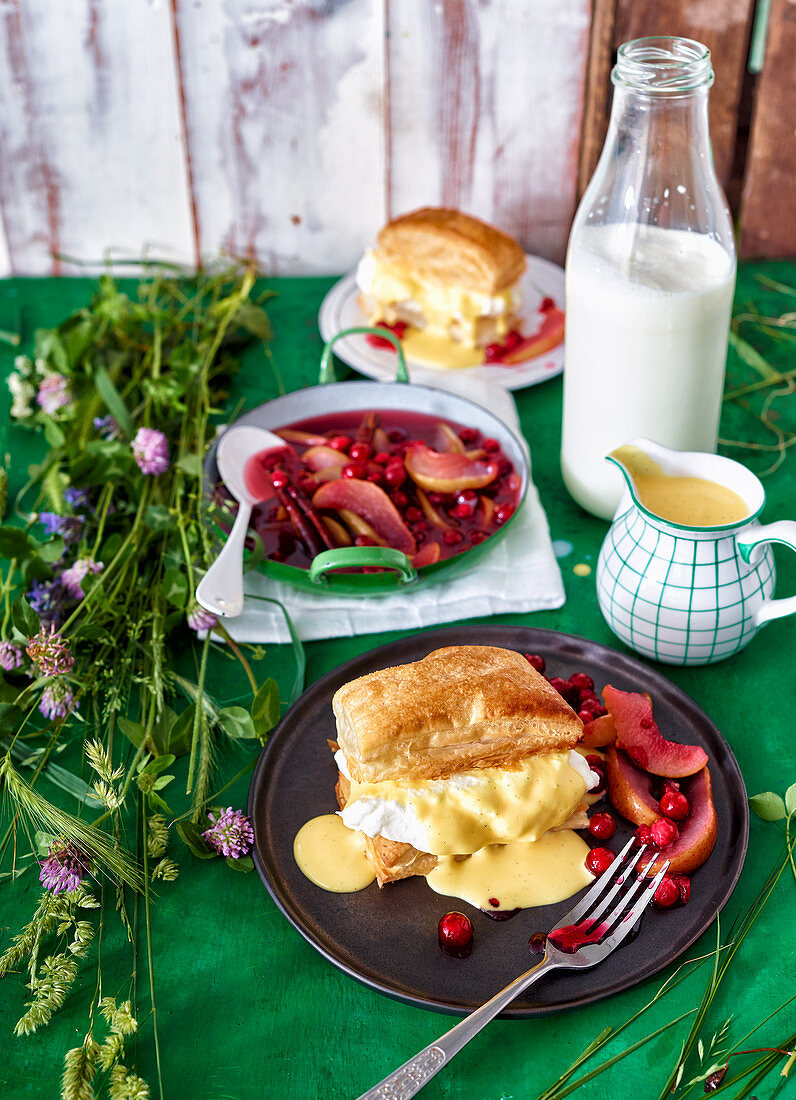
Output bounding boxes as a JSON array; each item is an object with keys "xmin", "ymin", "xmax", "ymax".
[
  {"xmin": 749, "ymin": 792, "xmax": 786, "ymax": 821},
  {"xmin": 176, "ymin": 819, "xmax": 216, "ymax": 860},
  {"xmin": 162, "ymin": 568, "xmax": 188, "ymax": 608},
  {"xmin": 145, "ymin": 503, "xmax": 173, "ymax": 531},
  {"xmin": 43, "ymin": 418, "xmax": 66, "ymax": 449},
  {"xmin": 225, "ymin": 855, "xmax": 254, "ymax": 873},
  {"xmin": 176, "ymin": 453, "xmax": 203, "ymax": 478},
  {"xmin": 11, "ymin": 594, "xmax": 39, "ymax": 636},
  {"xmin": 138, "ymin": 754, "xmax": 176, "ymax": 779},
  {"xmin": 218, "ymin": 706, "xmax": 257, "ymax": 740},
  {"xmin": 167, "ymin": 705, "xmax": 196, "ymax": 758},
  {"xmin": 93, "ymin": 363, "xmax": 135, "ymax": 437},
  {"xmin": 39, "ymin": 536, "xmax": 66, "ymax": 563},
  {"xmin": 147, "ymin": 791, "xmax": 172, "ymax": 815},
  {"xmin": 785, "ymin": 783, "xmax": 796, "ymax": 816},
  {"xmin": 0, "ymin": 525, "xmax": 33, "ymax": 558},
  {"xmin": 152, "ymin": 774, "xmax": 175, "ymax": 791},
  {"xmin": 251, "ymin": 677, "xmax": 280, "ymax": 737},
  {"xmin": 118, "ymin": 716, "xmax": 145, "ymax": 748},
  {"xmin": 148, "ymin": 704, "xmax": 177, "ymax": 755}
]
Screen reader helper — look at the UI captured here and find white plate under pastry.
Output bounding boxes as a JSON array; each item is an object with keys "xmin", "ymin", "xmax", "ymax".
[{"xmin": 318, "ymin": 253, "xmax": 565, "ymax": 392}]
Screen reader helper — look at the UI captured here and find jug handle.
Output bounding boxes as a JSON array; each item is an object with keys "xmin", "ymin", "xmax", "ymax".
[{"xmin": 737, "ymin": 520, "xmax": 796, "ymax": 626}]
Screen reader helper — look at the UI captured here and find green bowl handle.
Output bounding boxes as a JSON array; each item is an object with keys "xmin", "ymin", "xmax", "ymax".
[
  {"xmin": 319, "ymin": 327, "xmax": 410, "ymax": 385},
  {"xmin": 309, "ymin": 545, "xmax": 418, "ymax": 586}
]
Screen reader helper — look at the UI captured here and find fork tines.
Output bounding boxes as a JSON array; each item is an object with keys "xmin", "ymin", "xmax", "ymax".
[{"xmin": 550, "ymin": 838, "xmax": 670, "ymax": 953}]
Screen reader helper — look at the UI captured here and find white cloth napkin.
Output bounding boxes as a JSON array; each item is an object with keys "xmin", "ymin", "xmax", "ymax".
[{"xmin": 223, "ymin": 367, "xmax": 565, "ymax": 643}]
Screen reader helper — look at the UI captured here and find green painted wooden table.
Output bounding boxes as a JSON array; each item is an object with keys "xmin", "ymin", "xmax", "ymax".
[{"xmin": 0, "ymin": 268, "xmax": 794, "ymax": 1100}]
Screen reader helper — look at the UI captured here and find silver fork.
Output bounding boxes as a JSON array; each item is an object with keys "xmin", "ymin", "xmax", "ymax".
[{"xmin": 355, "ymin": 839, "xmax": 669, "ymax": 1100}]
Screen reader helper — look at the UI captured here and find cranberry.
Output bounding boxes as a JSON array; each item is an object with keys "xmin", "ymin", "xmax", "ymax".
[
  {"xmin": 653, "ymin": 874, "xmax": 681, "ymax": 909},
  {"xmin": 528, "ymin": 931, "xmax": 547, "ymax": 955},
  {"xmin": 348, "ymin": 441, "xmax": 372, "ymax": 462},
  {"xmin": 450, "ymin": 503, "xmax": 474, "ymax": 519},
  {"xmin": 488, "ymin": 897, "xmax": 500, "ymax": 908},
  {"xmin": 548, "ymin": 677, "xmax": 579, "ymax": 708},
  {"xmin": 588, "ymin": 765, "xmax": 607, "ymax": 795},
  {"xmin": 524, "ymin": 653, "xmax": 546, "ymax": 675},
  {"xmin": 412, "ymin": 519, "xmax": 430, "ymax": 533},
  {"xmin": 470, "ymin": 530, "xmax": 489, "ymax": 545},
  {"xmin": 387, "ymin": 429, "xmax": 406, "ymax": 443},
  {"xmin": 539, "ymin": 296, "xmax": 555, "ymax": 312},
  {"xmin": 405, "ymin": 506, "xmax": 423, "ymax": 522},
  {"xmin": 354, "ymin": 535, "xmax": 376, "ymax": 547},
  {"xmin": 391, "ymin": 490, "xmax": 408, "ymax": 508},
  {"xmin": 659, "ymin": 789, "xmax": 690, "ymax": 821},
  {"xmin": 634, "ymin": 824, "xmax": 653, "ymax": 847},
  {"xmin": 383, "ymin": 465, "xmax": 406, "ymax": 487},
  {"xmin": 437, "ymin": 911, "xmax": 473, "ymax": 958},
  {"xmin": 366, "ymin": 470, "xmax": 383, "ymax": 484},
  {"xmin": 456, "ymin": 489, "xmax": 478, "ymax": 505},
  {"xmin": 588, "ymin": 812, "xmax": 616, "ymax": 840},
  {"xmin": 650, "ymin": 817, "xmax": 679, "ymax": 848},
  {"xmin": 494, "ymin": 505, "xmax": 515, "ymax": 526},
  {"xmin": 483, "ymin": 438, "xmax": 500, "ymax": 452},
  {"xmin": 505, "ymin": 329, "xmax": 522, "ymax": 349},
  {"xmin": 569, "ymin": 672, "xmax": 595, "ymax": 692},
  {"xmin": 586, "ymin": 847, "xmax": 615, "ymax": 876},
  {"xmin": 458, "ymin": 428, "xmax": 479, "ymax": 444},
  {"xmin": 297, "ymin": 475, "xmax": 317, "ymax": 494},
  {"xmin": 328, "ymin": 435, "xmax": 351, "ymax": 451},
  {"xmin": 270, "ymin": 469, "xmax": 289, "ymax": 490},
  {"xmin": 443, "ymin": 530, "xmax": 463, "ymax": 545},
  {"xmin": 342, "ymin": 463, "xmax": 366, "ymax": 480},
  {"xmin": 578, "ymin": 708, "xmax": 596, "ymax": 723},
  {"xmin": 673, "ymin": 874, "xmax": 691, "ymax": 905},
  {"xmin": 484, "ymin": 342, "xmax": 503, "ymax": 362},
  {"xmin": 373, "ymin": 451, "xmax": 390, "ymax": 465}
]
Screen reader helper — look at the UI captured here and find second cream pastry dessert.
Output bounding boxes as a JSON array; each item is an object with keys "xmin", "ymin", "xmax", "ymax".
[
  {"xmin": 356, "ymin": 207, "xmax": 527, "ymax": 359},
  {"xmin": 331, "ymin": 646, "xmax": 598, "ymax": 893}
]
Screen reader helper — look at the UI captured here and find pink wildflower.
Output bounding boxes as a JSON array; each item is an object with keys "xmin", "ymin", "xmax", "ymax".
[
  {"xmin": 59, "ymin": 559, "xmax": 104, "ymax": 600},
  {"xmin": 27, "ymin": 626, "xmax": 74, "ymax": 677},
  {"xmin": 187, "ymin": 604, "xmax": 218, "ymax": 632},
  {"xmin": 39, "ymin": 682, "xmax": 77, "ymax": 721},
  {"xmin": 132, "ymin": 427, "xmax": 170, "ymax": 475},
  {"xmin": 39, "ymin": 842, "xmax": 89, "ymax": 893},
  {"xmin": 36, "ymin": 373, "xmax": 71, "ymax": 414},
  {"xmin": 202, "ymin": 808, "xmax": 254, "ymax": 859}
]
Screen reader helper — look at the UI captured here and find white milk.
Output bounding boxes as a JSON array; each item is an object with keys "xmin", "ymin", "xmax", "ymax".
[{"xmin": 561, "ymin": 224, "xmax": 735, "ymax": 519}]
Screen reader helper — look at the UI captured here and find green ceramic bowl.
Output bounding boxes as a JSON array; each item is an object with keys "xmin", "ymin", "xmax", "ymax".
[{"xmin": 205, "ymin": 328, "xmax": 530, "ymax": 597}]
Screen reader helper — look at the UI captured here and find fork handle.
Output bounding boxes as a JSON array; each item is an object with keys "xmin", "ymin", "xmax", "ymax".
[{"xmin": 355, "ymin": 956, "xmax": 555, "ymax": 1099}]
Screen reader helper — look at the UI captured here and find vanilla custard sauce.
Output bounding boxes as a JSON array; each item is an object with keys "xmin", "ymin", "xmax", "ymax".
[
  {"xmin": 426, "ymin": 831, "xmax": 592, "ymax": 910},
  {"xmin": 611, "ymin": 445, "xmax": 748, "ymax": 527},
  {"xmin": 293, "ymin": 814, "xmax": 375, "ymax": 892},
  {"xmin": 401, "ymin": 328, "xmax": 484, "ymax": 369}
]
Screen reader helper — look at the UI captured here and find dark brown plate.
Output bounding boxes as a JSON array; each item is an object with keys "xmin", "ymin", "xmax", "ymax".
[{"xmin": 248, "ymin": 625, "xmax": 748, "ymax": 1017}]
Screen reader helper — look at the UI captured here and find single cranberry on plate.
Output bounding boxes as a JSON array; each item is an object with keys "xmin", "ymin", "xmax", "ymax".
[
  {"xmin": 528, "ymin": 931, "xmax": 547, "ymax": 955},
  {"xmin": 524, "ymin": 653, "xmax": 546, "ymax": 675},
  {"xmin": 659, "ymin": 788, "xmax": 690, "ymax": 821},
  {"xmin": 348, "ymin": 441, "xmax": 372, "ymax": 462},
  {"xmin": 634, "ymin": 824, "xmax": 653, "ymax": 848},
  {"xmin": 483, "ymin": 437, "xmax": 500, "ymax": 452},
  {"xmin": 438, "ymin": 912, "xmax": 473, "ymax": 958},
  {"xmin": 458, "ymin": 427, "xmax": 479, "ymax": 444},
  {"xmin": 652, "ymin": 874, "xmax": 681, "ymax": 909},
  {"xmin": 328, "ymin": 435, "xmax": 351, "ymax": 452},
  {"xmin": 569, "ymin": 672, "xmax": 595, "ymax": 693},
  {"xmin": 650, "ymin": 817, "xmax": 679, "ymax": 848},
  {"xmin": 585, "ymin": 847, "xmax": 615, "ymax": 876},
  {"xmin": 342, "ymin": 462, "xmax": 366, "ymax": 480},
  {"xmin": 588, "ymin": 812, "xmax": 617, "ymax": 840}
]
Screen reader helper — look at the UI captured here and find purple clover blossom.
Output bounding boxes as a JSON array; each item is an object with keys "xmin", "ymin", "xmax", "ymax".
[
  {"xmin": 132, "ymin": 427, "xmax": 170, "ymax": 476},
  {"xmin": 202, "ymin": 808, "xmax": 254, "ymax": 859},
  {"xmin": 38, "ymin": 512, "xmax": 84, "ymax": 545},
  {"xmin": 27, "ymin": 578, "xmax": 68, "ymax": 629},
  {"xmin": 36, "ymin": 373, "xmax": 71, "ymax": 415},
  {"xmin": 59, "ymin": 559, "xmax": 104, "ymax": 601},
  {"xmin": 187, "ymin": 604, "xmax": 218, "ymax": 633},
  {"xmin": 93, "ymin": 415, "xmax": 121, "ymax": 440},
  {"xmin": 26, "ymin": 626, "xmax": 75, "ymax": 677},
  {"xmin": 0, "ymin": 640, "xmax": 24, "ymax": 671},
  {"xmin": 38, "ymin": 682, "xmax": 77, "ymax": 721},
  {"xmin": 39, "ymin": 842, "xmax": 88, "ymax": 893},
  {"xmin": 63, "ymin": 487, "xmax": 90, "ymax": 511}
]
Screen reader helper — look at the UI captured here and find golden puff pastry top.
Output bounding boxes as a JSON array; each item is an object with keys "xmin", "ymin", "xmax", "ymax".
[
  {"xmin": 375, "ymin": 208, "xmax": 527, "ymax": 296},
  {"xmin": 332, "ymin": 645, "xmax": 582, "ymax": 783}
]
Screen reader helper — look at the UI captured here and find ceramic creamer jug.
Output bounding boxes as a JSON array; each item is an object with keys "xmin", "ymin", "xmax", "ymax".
[{"xmin": 596, "ymin": 439, "xmax": 796, "ymax": 665}]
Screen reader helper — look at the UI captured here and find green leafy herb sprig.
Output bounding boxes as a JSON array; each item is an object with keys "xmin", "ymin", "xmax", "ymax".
[{"xmin": 0, "ymin": 266, "xmax": 286, "ymax": 1099}]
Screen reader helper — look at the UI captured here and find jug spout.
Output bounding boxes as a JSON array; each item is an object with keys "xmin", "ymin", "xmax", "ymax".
[{"xmin": 605, "ymin": 439, "xmax": 674, "ymax": 511}]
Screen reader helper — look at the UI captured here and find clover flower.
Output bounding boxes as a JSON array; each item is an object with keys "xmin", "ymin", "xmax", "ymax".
[
  {"xmin": 0, "ymin": 640, "xmax": 24, "ymax": 671},
  {"xmin": 38, "ymin": 512, "xmax": 84, "ymax": 544},
  {"xmin": 7, "ymin": 371, "xmax": 36, "ymax": 419},
  {"xmin": 132, "ymin": 427, "xmax": 170, "ymax": 476},
  {"xmin": 27, "ymin": 626, "xmax": 75, "ymax": 677},
  {"xmin": 36, "ymin": 372, "xmax": 71, "ymax": 414},
  {"xmin": 202, "ymin": 808, "xmax": 254, "ymax": 859},
  {"xmin": 39, "ymin": 682, "xmax": 77, "ymax": 721},
  {"xmin": 27, "ymin": 577, "xmax": 68, "ymax": 628},
  {"xmin": 39, "ymin": 842, "xmax": 89, "ymax": 893},
  {"xmin": 59, "ymin": 559, "xmax": 104, "ymax": 601},
  {"xmin": 93, "ymin": 414, "xmax": 121, "ymax": 440},
  {"xmin": 187, "ymin": 604, "xmax": 218, "ymax": 633}
]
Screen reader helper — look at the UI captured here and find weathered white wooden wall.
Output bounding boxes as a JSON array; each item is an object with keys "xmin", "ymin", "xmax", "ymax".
[{"xmin": 0, "ymin": 0, "xmax": 592, "ymax": 276}]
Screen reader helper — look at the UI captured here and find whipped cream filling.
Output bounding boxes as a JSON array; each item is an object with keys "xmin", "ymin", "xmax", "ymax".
[{"xmin": 336, "ymin": 749, "xmax": 598, "ymax": 857}]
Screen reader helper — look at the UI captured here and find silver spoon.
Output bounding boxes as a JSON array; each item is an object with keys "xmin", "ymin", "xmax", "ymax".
[{"xmin": 195, "ymin": 424, "xmax": 288, "ymax": 618}]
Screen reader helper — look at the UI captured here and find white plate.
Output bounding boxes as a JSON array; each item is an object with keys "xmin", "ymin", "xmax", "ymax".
[{"xmin": 318, "ymin": 254, "xmax": 565, "ymax": 392}]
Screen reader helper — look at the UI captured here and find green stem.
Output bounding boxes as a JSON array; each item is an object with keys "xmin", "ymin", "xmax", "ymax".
[
  {"xmin": 186, "ymin": 635, "xmax": 210, "ymax": 795},
  {"xmin": 141, "ymin": 797, "xmax": 165, "ymax": 1100},
  {"xmin": 212, "ymin": 623, "xmax": 258, "ymax": 695}
]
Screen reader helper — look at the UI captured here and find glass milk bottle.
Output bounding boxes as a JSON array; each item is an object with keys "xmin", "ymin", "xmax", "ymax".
[{"xmin": 561, "ymin": 37, "xmax": 736, "ymax": 520}]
